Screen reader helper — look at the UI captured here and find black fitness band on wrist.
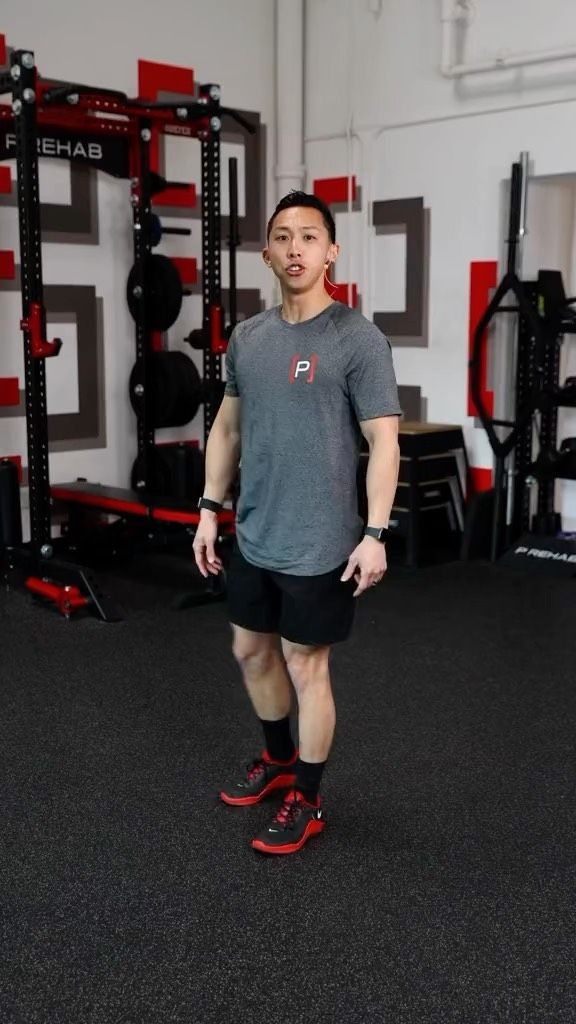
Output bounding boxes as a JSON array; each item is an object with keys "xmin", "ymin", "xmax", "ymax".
[
  {"xmin": 364, "ymin": 525, "xmax": 393, "ymax": 542},
  {"xmin": 197, "ymin": 497, "xmax": 223, "ymax": 513}
]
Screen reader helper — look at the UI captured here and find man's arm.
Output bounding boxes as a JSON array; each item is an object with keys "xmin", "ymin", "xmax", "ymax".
[
  {"xmin": 203, "ymin": 395, "xmax": 242, "ymax": 505},
  {"xmin": 193, "ymin": 396, "xmax": 241, "ymax": 577},
  {"xmin": 360, "ymin": 415, "xmax": 400, "ymax": 526},
  {"xmin": 341, "ymin": 415, "xmax": 400, "ymax": 597}
]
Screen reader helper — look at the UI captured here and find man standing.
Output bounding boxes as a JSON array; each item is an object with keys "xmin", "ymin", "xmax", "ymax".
[{"xmin": 193, "ymin": 191, "xmax": 401, "ymax": 855}]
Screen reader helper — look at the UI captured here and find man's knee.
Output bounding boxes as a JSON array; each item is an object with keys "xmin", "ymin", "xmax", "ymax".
[
  {"xmin": 232, "ymin": 628, "xmax": 279, "ymax": 674},
  {"xmin": 282, "ymin": 642, "xmax": 330, "ymax": 694}
]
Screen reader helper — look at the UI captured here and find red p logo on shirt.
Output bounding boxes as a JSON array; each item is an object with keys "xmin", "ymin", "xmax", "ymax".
[{"xmin": 289, "ymin": 354, "xmax": 319, "ymax": 384}]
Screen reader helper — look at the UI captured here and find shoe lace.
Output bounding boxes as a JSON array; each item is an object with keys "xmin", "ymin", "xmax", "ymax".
[
  {"xmin": 245, "ymin": 758, "xmax": 267, "ymax": 782},
  {"xmin": 273, "ymin": 792, "xmax": 302, "ymax": 830}
]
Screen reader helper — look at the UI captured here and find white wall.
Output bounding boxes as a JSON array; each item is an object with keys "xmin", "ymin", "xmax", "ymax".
[
  {"xmin": 305, "ymin": 0, "xmax": 576, "ymax": 527},
  {"xmin": 306, "ymin": 0, "xmax": 576, "ymax": 135},
  {"xmin": 0, "ymin": 0, "xmax": 274, "ymax": 500}
]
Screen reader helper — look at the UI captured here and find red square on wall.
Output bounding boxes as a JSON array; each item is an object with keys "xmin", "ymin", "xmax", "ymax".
[
  {"xmin": 0, "ymin": 251, "xmax": 16, "ymax": 280},
  {"xmin": 0, "ymin": 378, "xmax": 20, "ymax": 406},
  {"xmin": 0, "ymin": 166, "xmax": 11, "ymax": 194}
]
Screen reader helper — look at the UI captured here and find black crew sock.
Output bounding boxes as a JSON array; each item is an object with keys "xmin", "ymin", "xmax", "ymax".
[
  {"xmin": 260, "ymin": 716, "xmax": 296, "ymax": 763},
  {"xmin": 295, "ymin": 758, "xmax": 326, "ymax": 804}
]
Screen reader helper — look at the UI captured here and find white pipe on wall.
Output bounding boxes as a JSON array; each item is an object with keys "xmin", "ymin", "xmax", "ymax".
[
  {"xmin": 440, "ymin": 0, "xmax": 474, "ymax": 77},
  {"xmin": 275, "ymin": 0, "xmax": 305, "ymax": 201},
  {"xmin": 444, "ymin": 43, "xmax": 576, "ymax": 79},
  {"xmin": 441, "ymin": 0, "xmax": 576, "ymax": 79},
  {"xmin": 305, "ymin": 91, "xmax": 576, "ymax": 146}
]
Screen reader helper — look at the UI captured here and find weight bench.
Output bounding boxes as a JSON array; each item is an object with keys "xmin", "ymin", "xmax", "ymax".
[
  {"xmin": 51, "ymin": 481, "xmax": 235, "ymax": 529},
  {"xmin": 51, "ymin": 482, "xmax": 236, "ymax": 611}
]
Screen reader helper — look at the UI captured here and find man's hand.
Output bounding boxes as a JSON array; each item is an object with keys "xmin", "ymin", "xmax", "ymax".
[
  {"xmin": 192, "ymin": 512, "xmax": 224, "ymax": 578},
  {"xmin": 340, "ymin": 536, "xmax": 388, "ymax": 598}
]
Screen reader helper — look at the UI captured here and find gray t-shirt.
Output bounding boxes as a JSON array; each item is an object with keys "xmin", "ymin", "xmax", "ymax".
[{"xmin": 224, "ymin": 301, "xmax": 402, "ymax": 575}]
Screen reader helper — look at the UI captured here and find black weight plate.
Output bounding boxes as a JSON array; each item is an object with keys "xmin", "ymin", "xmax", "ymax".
[
  {"xmin": 188, "ymin": 445, "xmax": 205, "ymax": 498},
  {"xmin": 129, "ymin": 352, "xmax": 202, "ymax": 429},
  {"xmin": 150, "ymin": 255, "xmax": 183, "ymax": 330},
  {"xmin": 164, "ymin": 352, "xmax": 203, "ymax": 426},
  {"xmin": 129, "ymin": 357, "xmax": 173, "ymax": 428},
  {"xmin": 158, "ymin": 444, "xmax": 205, "ymax": 500},
  {"xmin": 143, "ymin": 212, "xmax": 163, "ymax": 247},
  {"xmin": 130, "ymin": 448, "xmax": 173, "ymax": 495},
  {"xmin": 127, "ymin": 254, "xmax": 183, "ymax": 330},
  {"xmin": 130, "ymin": 444, "xmax": 205, "ymax": 500}
]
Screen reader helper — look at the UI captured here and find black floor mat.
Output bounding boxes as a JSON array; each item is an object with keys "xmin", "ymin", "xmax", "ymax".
[{"xmin": 1, "ymin": 559, "xmax": 574, "ymax": 1023}]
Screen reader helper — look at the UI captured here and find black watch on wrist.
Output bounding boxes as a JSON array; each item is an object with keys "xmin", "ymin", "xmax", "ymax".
[
  {"xmin": 364, "ymin": 525, "xmax": 392, "ymax": 543},
  {"xmin": 197, "ymin": 497, "xmax": 222, "ymax": 514}
]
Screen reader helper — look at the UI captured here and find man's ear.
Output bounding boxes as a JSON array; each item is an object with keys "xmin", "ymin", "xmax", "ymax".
[{"xmin": 262, "ymin": 248, "xmax": 271, "ymax": 266}]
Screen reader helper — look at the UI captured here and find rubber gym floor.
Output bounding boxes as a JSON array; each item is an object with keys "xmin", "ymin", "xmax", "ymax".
[{"xmin": 1, "ymin": 555, "xmax": 574, "ymax": 1024}]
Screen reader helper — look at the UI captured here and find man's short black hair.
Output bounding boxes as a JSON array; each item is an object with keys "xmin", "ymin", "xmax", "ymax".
[{"xmin": 267, "ymin": 190, "xmax": 336, "ymax": 243}]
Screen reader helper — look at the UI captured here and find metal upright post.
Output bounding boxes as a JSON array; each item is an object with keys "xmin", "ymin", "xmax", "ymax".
[
  {"xmin": 199, "ymin": 85, "xmax": 222, "ymax": 444},
  {"xmin": 535, "ymin": 307, "xmax": 561, "ymax": 533},
  {"xmin": 506, "ymin": 161, "xmax": 523, "ymax": 276},
  {"xmin": 489, "ymin": 159, "xmax": 523, "ymax": 559},
  {"xmin": 518, "ymin": 150, "xmax": 530, "ymax": 255},
  {"xmin": 504, "ymin": 154, "xmax": 535, "ymax": 552},
  {"xmin": 511, "ymin": 281, "xmax": 538, "ymax": 538},
  {"xmin": 227, "ymin": 156, "xmax": 239, "ymax": 333},
  {"xmin": 11, "ymin": 50, "xmax": 52, "ymax": 555},
  {"xmin": 131, "ymin": 120, "xmax": 154, "ymax": 492},
  {"xmin": 490, "ymin": 455, "xmax": 507, "ymax": 562}
]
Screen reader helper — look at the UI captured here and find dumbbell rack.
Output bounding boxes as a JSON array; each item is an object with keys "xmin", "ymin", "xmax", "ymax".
[{"xmin": 0, "ymin": 45, "xmax": 249, "ymax": 619}]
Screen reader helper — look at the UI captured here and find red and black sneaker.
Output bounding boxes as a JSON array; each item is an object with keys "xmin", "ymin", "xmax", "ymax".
[
  {"xmin": 219, "ymin": 751, "xmax": 298, "ymax": 806},
  {"xmin": 251, "ymin": 790, "xmax": 325, "ymax": 855}
]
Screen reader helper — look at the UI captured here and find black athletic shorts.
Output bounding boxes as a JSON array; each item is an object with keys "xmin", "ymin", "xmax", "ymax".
[{"xmin": 226, "ymin": 542, "xmax": 356, "ymax": 646}]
